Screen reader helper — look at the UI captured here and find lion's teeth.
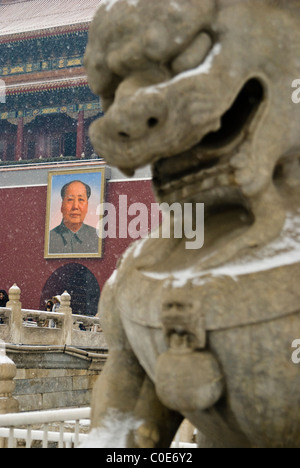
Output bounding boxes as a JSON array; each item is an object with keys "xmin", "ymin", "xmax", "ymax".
[
  {"xmin": 157, "ymin": 160, "xmax": 235, "ymax": 197},
  {"xmin": 182, "ymin": 172, "xmax": 198, "ymax": 184},
  {"xmin": 217, "ymin": 174, "xmax": 230, "ymax": 185},
  {"xmin": 200, "ymin": 177, "xmax": 215, "ymax": 190},
  {"xmin": 182, "ymin": 185, "xmax": 192, "ymax": 198}
]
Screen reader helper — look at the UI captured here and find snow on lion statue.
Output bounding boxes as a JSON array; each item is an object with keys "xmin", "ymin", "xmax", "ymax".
[{"xmin": 84, "ymin": 0, "xmax": 300, "ymax": 448}]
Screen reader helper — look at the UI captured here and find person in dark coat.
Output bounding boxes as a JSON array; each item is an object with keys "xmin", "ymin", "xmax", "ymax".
[
  {"xmin": 45, "ymin": 299, "xmax": 54, "ymax": 311},
  {"xmin": 0, "ymin": 290, "xmax": 9, "ymax": 307}
]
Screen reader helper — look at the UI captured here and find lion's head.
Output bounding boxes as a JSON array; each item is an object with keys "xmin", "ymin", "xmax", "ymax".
[{"xmin": 85, "ymin": 0, "xmax": 300, "ymax": 260}]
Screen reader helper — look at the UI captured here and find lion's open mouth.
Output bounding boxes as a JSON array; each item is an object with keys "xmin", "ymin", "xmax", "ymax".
[{"xmin": 152, "ymin": 78, "xmax": 264, "ymax": 200}]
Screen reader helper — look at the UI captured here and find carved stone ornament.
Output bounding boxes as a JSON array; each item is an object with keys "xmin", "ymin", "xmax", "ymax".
[{"xmin": 84, "ymin": 0, "xmax": 300, "ymax": 448}]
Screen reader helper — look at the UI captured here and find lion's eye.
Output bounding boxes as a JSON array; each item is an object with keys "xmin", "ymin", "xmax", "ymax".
[{"xmin": 171, "ymin": 32, "xmax": 213, "ymax": 76}]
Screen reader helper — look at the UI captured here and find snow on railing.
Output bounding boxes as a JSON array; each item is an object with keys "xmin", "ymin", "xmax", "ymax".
[
  {"xmin": 0, "ymin": 407, "xmax": 91, "ymax": 448},
  {"xmin": 22, "ymin": 309, "xmax": 100, "ymax": 331},
  {"xmin": 22, "ymin": 309, "xmax": 65, "ymax": 329},
  {"xmin": 0, "ymin": 407, "xmax": 198, "ymax": 449}
]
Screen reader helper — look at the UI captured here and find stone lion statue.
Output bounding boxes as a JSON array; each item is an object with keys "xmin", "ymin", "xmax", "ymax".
[{"xmin": 84, "ymin": 0, "xmax": 300, "ymax": 448}]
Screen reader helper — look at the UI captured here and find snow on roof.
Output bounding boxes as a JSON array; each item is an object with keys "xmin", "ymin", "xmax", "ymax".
[
  {"xmin": 4, "ymin": 75, "xmax": 88, "ymax": 94},
  {"xmin": 0, "ymin": 0, "xmax": 102, "ymax": 38}
]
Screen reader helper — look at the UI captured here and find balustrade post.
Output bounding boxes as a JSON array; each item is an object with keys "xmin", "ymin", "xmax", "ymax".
[
  {"xmin": 7, "ymin": 284, "xmax": 22, "ymax": 344},
  {"xmin": 60, "ymin": 291, "xmax": 72, "ymax": 346},
  {"xmin": 0, "ymin": 341, "xmax": 19, "ymax": 448}
]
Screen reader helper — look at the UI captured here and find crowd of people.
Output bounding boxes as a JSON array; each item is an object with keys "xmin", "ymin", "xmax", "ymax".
[
  {"xmin": 0, "ymin": 291, "xmax": 98, "ymax": 332},
  {"xmin": 0, "ymin": 289, "xmax": 61, "ymax": 317},
  {"xmin": 0, "ymin": 289, "xmax": 61, "ymax": 312},
  {"xmin": 45, "ymin": 295, "xmax": 61, "ymax": 312}
]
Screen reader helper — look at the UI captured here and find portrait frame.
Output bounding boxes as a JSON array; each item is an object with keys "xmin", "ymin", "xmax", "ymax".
[{"xmin": 44, "ymin": 168, "xmax": 106, "ymax": 259}]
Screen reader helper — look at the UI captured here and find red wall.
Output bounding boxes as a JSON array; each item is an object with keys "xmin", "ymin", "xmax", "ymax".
[{"xmin": 0, "ymin": 179, "xmax": 155, "ymax": 310}]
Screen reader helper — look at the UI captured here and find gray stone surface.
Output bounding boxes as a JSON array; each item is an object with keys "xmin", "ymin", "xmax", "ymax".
[{"xmin": 7, "ymin": 346, "xmax": 106, "ymax": 412}]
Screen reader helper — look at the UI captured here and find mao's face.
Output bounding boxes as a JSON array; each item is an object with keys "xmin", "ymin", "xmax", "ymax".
[{"xmin": 61, "ymin": 182, "xmax": 89, "ymax": 231}]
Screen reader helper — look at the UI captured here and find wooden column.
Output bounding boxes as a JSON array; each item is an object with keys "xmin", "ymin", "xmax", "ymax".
[
  {"xmin": 2, "ymin": 140, "xmax": 7, "ymax": 161},
  {"xmin": 35, "ymin": 133, "xmax": 45, "ymax": 159},
  {"xmin": 15, "ymin": 116, "xmax": 24, "ymax": 161},
  {"xmin": 76, "ymin": 110, "xmax": 85, "ymax": 159}
]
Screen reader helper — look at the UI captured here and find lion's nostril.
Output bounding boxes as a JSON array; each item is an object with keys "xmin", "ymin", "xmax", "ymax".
[
  {"xmin": 118, "ymin": 131, "xmax": 130, "ymax": 138},
  {"xmin": 117, "ymin": 118, "xmax": 159, "ymax": 139},
  {"xmin": 147, "ymin": 117, "xmax": 159, "ymax": 128}
]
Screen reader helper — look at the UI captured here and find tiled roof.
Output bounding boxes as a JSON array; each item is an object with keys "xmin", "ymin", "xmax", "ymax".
[{"xmin": 0, "ymin": 0, "xmax": 101, "ymax": 38}]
